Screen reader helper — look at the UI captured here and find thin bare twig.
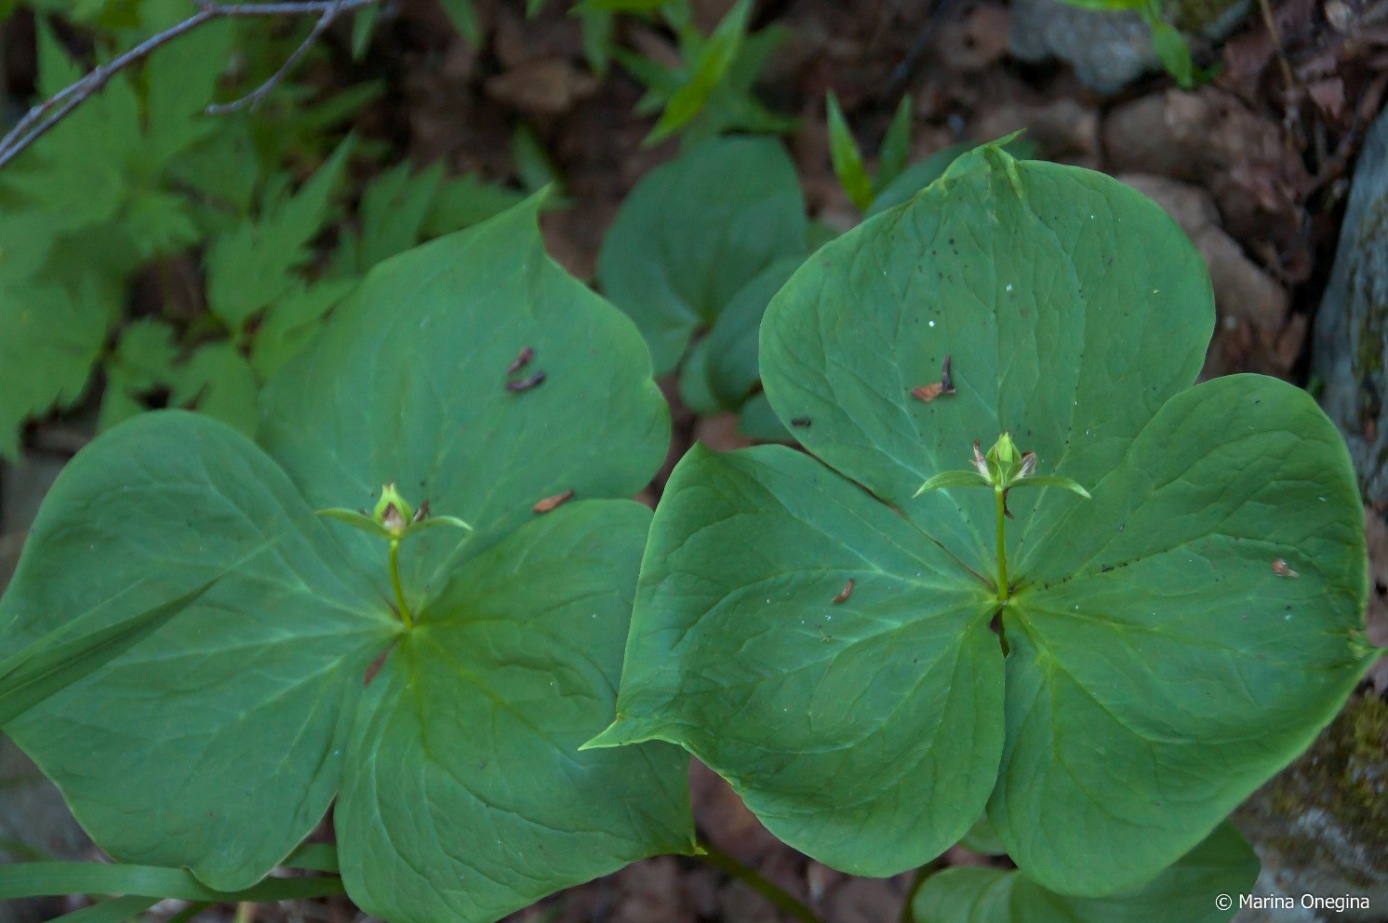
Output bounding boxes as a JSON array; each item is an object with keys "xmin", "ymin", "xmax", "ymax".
[{"xmin": 0, "ymin": 0, "xmax": 383, "ymax": 171}]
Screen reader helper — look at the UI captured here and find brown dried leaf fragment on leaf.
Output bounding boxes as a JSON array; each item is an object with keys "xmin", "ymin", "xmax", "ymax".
[
  {"xmin": 532, "ymin": 489, "xmax": 574, "ymax": 514},
  {"xmin": 505, "ymin": 371, "xmax": 546, "ymax": 392},
  {"xmin": 912, "ymin": 354, "xmax": 957, "ymax": 402},
  {"xmin": 1272, "ymin": 558, "xmax": 1300, "ymax": 577},
  {"xmin": 508, "ymin": 346, "xmax": 534, "ymax": 374},
  {"xmin": 833, "ymin": 579, "xmax": 855, "ymax": 603},
  {"xmin": 912, "ymin": 383, "xmax": 947, "ymax": 402}
]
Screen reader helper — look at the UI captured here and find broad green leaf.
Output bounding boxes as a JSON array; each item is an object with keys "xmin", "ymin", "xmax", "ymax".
[
  {"xmin": 958, "ymin": 813, "xmax": 1007, "ymax": 855},
  {"xmin": 49, "ymin": 895, "xmax": 156, "ymax": 923},
  {"xmin": 605, "ymin": 143, "xmax": 1373, "ymax": 891},
  {"xmin": 204, "ymin": 138, "xmax": 353, "ymax": 332},
  {"xmin": 0, "ymin": 279, "xmax": 108, "ymax": 459},
  {"xmin": 0, "ymin": 858, "xmax": 344, "ymax": 902},
  {"xmin": 596, "ymin": 137, "xmax": 806, "ymax": 374},
  {"xmin": 993, "ymin": 375, "xmax": 1367, "ymax": 893},
  {"xmin": 736, "ymin": 391, "xmax": 788, "ymax": 441},
  {"xmin": 912, "ymin": 823, "xmax": 1258, "ymax": 923},
  {"xmin": 679, "ymin": 336, "xmax": 724, "ymax": 415},
  {"xmin": 3, "ymin": 196, "xmax": 688, "ymax": 921},
  {"xmin": 262, "ymin": 196, "xmax": 688, "ymax": 920},
  {"xmin": 339, "ymin": 501, "xmax": 691, "ymax": 923},
  {"xmin": 703, "ymin": 257, "xmax": 804, "ymax": 409},
  {"xmin": 590, "ymin": 444, "xmax": 1002, "ymax": 874},
  {"xmin": 826, "ymin": 92, "xmax": 872, "ymax": 211},
  {"xmin": 0, "ymin": 412, "xmax": 395, "ymax": 890},
  {"xmin": 0, "ymin": 582, "xmax": 213, "ymax": 727},
  {"xmin": 260, "ymin": 191, "xmax": 670, "ymax": 573}
]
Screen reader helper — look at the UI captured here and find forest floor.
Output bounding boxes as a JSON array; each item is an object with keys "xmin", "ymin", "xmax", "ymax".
[{"xmin": 4, "ymin": 0, "xmax": 1388, "ymax": 920}]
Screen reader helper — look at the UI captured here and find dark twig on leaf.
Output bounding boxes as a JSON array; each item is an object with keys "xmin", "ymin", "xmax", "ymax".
[{"xmin": 0, "ymin": 0, "xmax": 384, "ymax": 171}]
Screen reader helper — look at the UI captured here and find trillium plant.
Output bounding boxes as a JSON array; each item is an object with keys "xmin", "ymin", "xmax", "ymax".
[
  {"xmin": 589, "ymin": 145, "xmax": 1375, "ymax": 913},
  {"xmin": 0, "ymin": 143, "xmax": 1377, "ymax": 923}
]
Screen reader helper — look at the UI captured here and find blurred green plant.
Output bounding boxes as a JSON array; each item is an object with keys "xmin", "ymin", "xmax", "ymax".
[
  {"xmin": 612, "ymin": 0, "xmax": 797, "ymax": 146},
  {"xmin": 0, "ymin": 4, "xmax": 524, "ymax": 459},
  {"xmin": 826, "ymin": 92, "xmax": 914, "ymax": 212}
]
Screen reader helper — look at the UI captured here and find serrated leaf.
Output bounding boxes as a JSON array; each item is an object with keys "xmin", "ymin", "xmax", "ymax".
[
  {"xmin": 0, "ymin": 279, "xmax": 108, "ymax": 459},
  {"xmin": 249, "ymin": 278, "xmax": 359, "ymax": 381},
  {"xmin": 171, "ymin": 341, "xmax": 259, "ymax": 434},
  {"xmin": 604, "ymin": 143, "xmax": 1373, "ymax": 893},
  {"xmin": 124, "ymin": 189, "xmax": 200, "ymax": 259},
  {"xmin": 354, "ymin": 160, "xmax": 444, "ymax": 272},
  {"xmin": 597, "ymin": 137, "xmax": 806, "ymax": 374},
  {"xmin": 98, "ymin": 319, "xmax": 178, "ymax": 430},
  {"xmin": 423, "ymin": 172, "xmax": 528, "ymax": 237},
  {"xmin": 913, "ymin": 823, "xmax": 1258, "ymax": 923},
  {"xmin": 205, "ymin": 138, "xmax": 353, "ymax": 332},
  {"xmin": 144, "ymin": 17, "xmax": 232, "ymax": 165}
]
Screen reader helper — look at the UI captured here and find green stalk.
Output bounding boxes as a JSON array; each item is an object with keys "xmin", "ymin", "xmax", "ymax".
[
  {"xmin": 995, "ymin": 486, "xmax": 1009, "ymax": 601},
  {"xmin": 695, "ymin": 838, "xmax": 822, "ymax": 923},
  {"xmin": 388, "ymin": 539, "xmax": 414, "ymax": 629}
]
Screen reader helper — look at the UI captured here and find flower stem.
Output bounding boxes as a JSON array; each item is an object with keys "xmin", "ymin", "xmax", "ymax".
[
  {"xmin": 388, "ymin": 538, "xmax": 414, "ymax": 629},
  {"xmin": 695, "ymin": 838, "xmax": 822, "ymax": 923},
  {"xmin": 995, "ymin": 486, "xmax": 1009, "ymax": 602}
]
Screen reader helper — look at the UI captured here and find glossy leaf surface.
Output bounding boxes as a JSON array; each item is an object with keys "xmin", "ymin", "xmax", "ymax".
[
  {"xmin": 596, "ymin": 136, "xmax": 806, "ymax": 375},
  {"xmin": 912, "ymin": 823, "xmax": 1259, "ymax": 923},
  {"xmin": 0, "ymin": 198, "xmax": 690, "ymax": 922},
  {"xmin": 599, "ymin": 145, "xmax": 1372, "ymax": 893}
]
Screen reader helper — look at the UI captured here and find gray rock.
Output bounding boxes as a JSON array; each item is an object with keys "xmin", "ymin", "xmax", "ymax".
[
  {"xmin": 1008, "ymin": 0, "xmax": 1251, "ymax": 94},
  {"xmin": 1009, "ymin": 0, "xmax": 1158, "ymax": 94},
  {"xmin": 1313, "ymin": 105, "xmax": 1388, "ymax": 506}
]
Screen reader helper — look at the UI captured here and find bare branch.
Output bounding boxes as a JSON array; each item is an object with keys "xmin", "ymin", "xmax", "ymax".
[{"xmin": 0, "ymin": 0, "xmax": 384, "ymax": 171}]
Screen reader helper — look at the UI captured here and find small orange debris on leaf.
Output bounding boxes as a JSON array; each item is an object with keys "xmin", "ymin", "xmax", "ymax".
[
  {"xmin": 533, "ymin": 489, "xmax": 575, "ymax": 514},
  {"xmin": 832, "ymin": 578, "xmax": 855, "ymax": 603},
  {"xmin": 1272, "ymin": 558, "xmax": 1300, "ymax": 578}
]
